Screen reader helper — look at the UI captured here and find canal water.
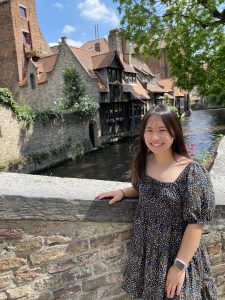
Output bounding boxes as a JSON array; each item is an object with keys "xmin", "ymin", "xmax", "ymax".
[{"xmin": 39, "ymin": 108, "xmax": 225, "ymax": 182}]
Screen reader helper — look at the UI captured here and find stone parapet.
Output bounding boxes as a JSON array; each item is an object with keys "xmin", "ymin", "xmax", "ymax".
[{"xmin": 0, "ymin": 137, "xmax": 224, "ymax": 300}]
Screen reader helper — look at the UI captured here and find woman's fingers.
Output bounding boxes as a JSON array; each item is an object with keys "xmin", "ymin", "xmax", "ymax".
[{"xmin": 167, "ymin": 284, "xmax": 176, "ymax": 298}]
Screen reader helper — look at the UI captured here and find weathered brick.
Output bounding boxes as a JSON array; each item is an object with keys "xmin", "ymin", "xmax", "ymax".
[
  {"xmin": 203, "ymin": 232, "xmax": 221, "ymax": 245},
  {"xmin": 66, "ymin": 240, "xmax": 89, "ymax": 255},
  {"xmin": 47, "ymin": 260, "xmax": 74, "ymax": 274},
  {"xmin": 100, "ymin": 245, "xmax": 125, "ymax": 259},
  {"xmin": 72, "ymin": 252, "xmax": 98, "ymax": 266},
  {"xmin": 0, "ymin": 229, "xmax": 24, "ymax": 240},
  {"xmin": 0, "ymin": 292, "xmax": 7, "ymax": 300},
  {"xmin": 6, "ymin": 285, "xmax": 31, "ymax": 299},
  {"xmin": 212, "ymin": 264, "xmax": 225, "ymax": 276},
  {"xmin": 15, "ymin": 237, "xmax": 43, "ymax": 254},
  {"xmin": 208, "ymin": 244, "xmax": 222, "ymax": 255},
  {"xmin": 53, "ymin": 284, "xmax": 81, "ymax": 299},
  {"xmin": 111, "ymin": 293, "xmax": 133, "ymax": 300},
  {"xmin": 15, "ymin": 267, "xmax": 41, "ymax": 281},
  {"xmin": 90, "ymin": 230, "xmax": 131, "ymax": 249},
  {"xmin": 97, "ymin": 284, "xmax": 123, "ymax": 298},
  {"xmin": 35, "ymin": 271, "xmax": 76, "ymax": 291},
  {"xmin": 0, "ymin": 274, "xmax": 11, "ymax": 289},
  {"xmin": 0, "ymin": 256, "xmax": 26, "ymax": 271},
  {"xmin": 46, "ymin": 235, "xmax": 71, "ymax": 245},
  {"xmin": 93, "ymin": 256, "xmax": 128, "ymax": 275},
  {"xmin": 30, "ymin": 244, "xmax": 68, "ymax": 265},
  {"xmin": 75, "ymin": 266, "xmax": 92, "ymax": 280},
  {"xmin": 82, "ymin": 275, "xmax": 108, "ymax": 292}
]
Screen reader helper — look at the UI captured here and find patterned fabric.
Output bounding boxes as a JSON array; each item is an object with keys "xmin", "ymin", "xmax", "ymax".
[{"xmin": 122, "ymin": 161, "xmax": 217, "ymax": 300}]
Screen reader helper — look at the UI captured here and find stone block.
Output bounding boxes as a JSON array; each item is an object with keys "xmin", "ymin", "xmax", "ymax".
[
  {"xmin": 97, "ymin": 284, "xmax": 123, "ymax": 298},
  {"xmin": 14, "ymin": 237, "xmax": 43, "ymax": 254},
  {"xmin": 53, "ymin": 284, "xmax": 81, "ymax": 299},
  {"xmin": 208, "ymin": 244, "xmax": 222, "ymax": 255},
  {"xmin": 0, "ymin": 292, "xmax": 7, "ymax": 300},
  {"xmin": 212, "ymin": 264, "xmax": 225, "ymax": 276},
  {"xmin": 93, "ymin": 256, "xmax": 128, "ymax": 275},
  {"xmin": 99, "ymin": 245, "xmax": 125, "ymax": 259},
  {"xmin": 0, "ymin": 274, "xmax": 10, "ymax": 289},
  {"xmin": 0, "ymin": 256, "xmax": 26, "ymax": 271},
  {"xmin": 90, "ymin": 230, "xmax": 131, "ymax": 249},
  {"xmin": 15, "ymin": 267, "xmax": 41, "ymax": 281},
  {"xmin": 46, "ymin": 235, "xmax": 71, "ymax": 245},
  {"xmin": 0, "ymin": 229, "xmax": 24, "ymax": 240},
  {"xmin": 82, "ymin": 275, "xmax": 108, "ymax": 292},
  {"xmin": 47, "ymin": 260, "xmax": 74, "ymax": 274},
  {"xmin": 66, "ymin": 240, "xmax": 89, "ymax": 255},
  {"xmin": 72, "ymin": 251, "xmax": 98, "ymax": 266},
  {"xmin": 6, "ymin": 285, "xmax": 31, "ymax": 299},
  {"xmin": 30, "ymin": 244, "xmax": 68, "ymax": 265}
]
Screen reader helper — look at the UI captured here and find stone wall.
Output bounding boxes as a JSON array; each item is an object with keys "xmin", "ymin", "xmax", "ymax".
[
  {"xmin": 19, "ymin": 41, "xmax": 100, "ymax": 110},
  {"xmin": 0, "ymin": 137, "xmax": 224, "ymax": 300},
  {"xmin": 0, "ymin": 104, "xmax": 92, "ymax": 173}
]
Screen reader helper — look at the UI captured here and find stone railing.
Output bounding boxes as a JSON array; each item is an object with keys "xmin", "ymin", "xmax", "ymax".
[{"xmin": 0, "ymin": 137, "xmax": 224, "ymax": 300}]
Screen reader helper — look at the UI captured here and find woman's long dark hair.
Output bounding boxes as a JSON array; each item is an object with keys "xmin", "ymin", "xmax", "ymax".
[{"xmin": 132, "ymin": 104, "xmax": 191, "ymax": 185}]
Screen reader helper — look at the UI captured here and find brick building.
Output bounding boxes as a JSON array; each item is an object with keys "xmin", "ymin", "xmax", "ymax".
[{"xmin": 0, "ymin": 0, "xmax": 167, "ymax": 145}]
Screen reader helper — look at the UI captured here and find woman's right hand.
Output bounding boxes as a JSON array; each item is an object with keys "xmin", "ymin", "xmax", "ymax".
[{"xmin": 96, "ymin": 189, "xmax": 124, "ymax": 205}]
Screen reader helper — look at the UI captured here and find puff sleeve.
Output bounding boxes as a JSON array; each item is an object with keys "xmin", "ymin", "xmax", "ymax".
[{"xmin": 183, "ymin": 162, "xmax": 215, "ymax": 224}]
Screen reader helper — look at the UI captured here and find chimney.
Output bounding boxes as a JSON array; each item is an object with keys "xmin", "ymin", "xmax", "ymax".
[
  {"xmin": 108, "ymin": 29, "xmax": 123, "ymax": 59},
  {"xmin": 122, "ymin": 38, "xmax": 131, "ymax": 65},
  {"xmin": 95, "ymin": 42, "xmax": 100, "ymax": 52},
  {"xmin": 61, "ymin": 37, "xmax": 68, "ymax": 44}
]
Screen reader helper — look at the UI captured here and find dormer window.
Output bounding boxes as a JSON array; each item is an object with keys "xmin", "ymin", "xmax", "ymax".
[
  {"xmin": 124, "ymin": 73, "xmax": 136, "ymax": 84},
  {"xmin": 19, "ymin": 6, "xmax": 27, "ymax": 18},
  {"xmin": 30, "ymin": 73, "xmax": 36, "ymax": 89}
]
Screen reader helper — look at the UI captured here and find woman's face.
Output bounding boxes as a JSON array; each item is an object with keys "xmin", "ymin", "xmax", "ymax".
[{"xmin": 143, "ymin": 115, "xmax": 174, "ymax": 155}]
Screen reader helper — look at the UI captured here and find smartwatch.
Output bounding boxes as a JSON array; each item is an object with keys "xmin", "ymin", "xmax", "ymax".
[{"xmin": 173, "ymin": 258, "xmax": 188, "ymax": 271}]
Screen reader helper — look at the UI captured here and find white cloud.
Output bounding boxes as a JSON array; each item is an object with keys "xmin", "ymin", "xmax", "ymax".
[
  {"xmin": 78, "ymin": 0, "xmax": 120, "ymax": 26},
  {"xmin": 52, "ymin": 2, "xmax": 64, "ymax": 10},
  {"xmin": 63, "ymin": 25, "xmax": 76, "ymax": 34},
  {"xmin": 49, "ymin": 42, "xmax": 59, "ymax": 47},
  {"xmin": 67, "ymin": 39, "xmax": 83, "ymax": 47}
]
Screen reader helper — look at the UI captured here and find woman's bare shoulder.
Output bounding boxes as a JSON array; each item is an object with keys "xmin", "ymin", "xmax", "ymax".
[{"xmin": 174, "ymin": 154, "xmax": 193, "ymax": 166}]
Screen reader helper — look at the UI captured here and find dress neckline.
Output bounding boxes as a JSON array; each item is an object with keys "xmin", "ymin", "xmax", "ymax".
[{"xmin": 144, "ymin": 161, "xmax": 194, "ymax": 185}]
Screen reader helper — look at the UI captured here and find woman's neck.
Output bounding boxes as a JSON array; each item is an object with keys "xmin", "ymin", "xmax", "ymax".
[{"xmin": 152, "ymin": 151, "xmax": 176, "ymax": 167}]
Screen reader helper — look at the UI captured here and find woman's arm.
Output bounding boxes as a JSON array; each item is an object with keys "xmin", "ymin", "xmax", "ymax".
[
  {"xmin": 96, "ymin": 186, "xmax": 139, "ymax": 204},
  {"xmin": 166, "ymin": 224, "xmax": 203, "ymax": 298}
]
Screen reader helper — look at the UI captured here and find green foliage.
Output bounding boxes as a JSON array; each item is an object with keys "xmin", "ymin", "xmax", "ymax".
[
  {"xmin": 63, "ymin": 67, "xmax": 99, "ymax": 119},
  {"xmin": 114, "ymin": 0, "xmax": 225, "ymax": 102},
  {"xmin": 63, "ymin": 67, "xmax": 86, "ymax": 107}
]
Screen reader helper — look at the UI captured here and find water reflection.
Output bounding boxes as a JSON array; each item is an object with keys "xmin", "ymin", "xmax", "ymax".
[{"xmin": 39, "ymin": 109, "xmax": 225, "ymax": 181}]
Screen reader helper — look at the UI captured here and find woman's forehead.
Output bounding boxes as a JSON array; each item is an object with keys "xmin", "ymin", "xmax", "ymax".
[{"xmin": 146, "ymin": 115, "xmax": 165, "ymax": 127}]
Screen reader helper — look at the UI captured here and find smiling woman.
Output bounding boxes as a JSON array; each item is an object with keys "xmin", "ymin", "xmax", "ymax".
[{"xmin": 96, "ymin": 104, "xmax": 217, "ymax": 300}]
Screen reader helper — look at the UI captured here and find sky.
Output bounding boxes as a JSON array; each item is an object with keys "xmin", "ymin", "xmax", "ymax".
[{"xmin": 36, "ymin": 0, "xmax": 121, "ymax": 48}]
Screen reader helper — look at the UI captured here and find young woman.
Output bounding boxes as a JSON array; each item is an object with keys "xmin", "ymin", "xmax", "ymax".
[{"xmin": 96, "ymin": 104, "xmax": 217, "ymax": 300}]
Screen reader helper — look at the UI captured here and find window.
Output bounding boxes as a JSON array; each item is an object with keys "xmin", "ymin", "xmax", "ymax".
[
  {"xmin": 30, "ymin": 73, "xmax": 36, "ymax": 89},
  {"xmin": 22, "ymin": 31, "xmax": 31, "ymax": 44},
  {"xmin": 19, "ymin": 6, "xmax": 27, "ymax": 18}
]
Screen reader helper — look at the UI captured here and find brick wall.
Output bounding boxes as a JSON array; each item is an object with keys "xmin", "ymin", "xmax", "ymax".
[
  {"xmin": 0, "ymin": 172, "xmax": 224, "ymax": 300},
  {"xmin": 0, "ymin": 0, "xmax": 51, "ymax": 92},
  {"xmin": 0, "ymin": 104, "xmax": 92, "ymax": 173}
]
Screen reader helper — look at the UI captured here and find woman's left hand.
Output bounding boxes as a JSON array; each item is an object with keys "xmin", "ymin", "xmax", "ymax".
[{"xmin": 165, "ymin": 266, "xmax": 185, "ymax": 298}]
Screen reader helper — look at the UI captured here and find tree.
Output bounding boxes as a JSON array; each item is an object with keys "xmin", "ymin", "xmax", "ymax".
[
  {"xmin": 63, "ymin": 67, "xmax": 99, "ymax": 119},
  {"xmin": 114, "ymin": 0, "xmax": 225, "ymax": 104}
]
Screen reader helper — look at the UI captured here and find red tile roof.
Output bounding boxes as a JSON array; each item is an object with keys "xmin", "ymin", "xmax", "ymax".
[
  {"xmin": 122, "ymin": 79, "xmax": 150, "ymax": 100},
  {"xmin": 92, "ymin": 52, "xmax": 116, "ymax": 69},
  {"xmin": 81, "ymin": 38, "xmax": 109, "ymax": 54},
  {"xmin": 147, "ymin": 83, "xmax": 164, "ymax": 93},
  {"xmin": 158, "ymin": 78, "xmax": 174, "ymax": 93}
]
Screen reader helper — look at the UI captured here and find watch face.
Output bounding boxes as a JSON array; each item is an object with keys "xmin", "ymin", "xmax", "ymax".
[{"xmin": 174, "ymin": 260, "xmax": 185, "ymax": 271}]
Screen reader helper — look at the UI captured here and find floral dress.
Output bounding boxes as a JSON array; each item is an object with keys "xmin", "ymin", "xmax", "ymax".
[{"xmin": 122, "ymin": 161, "xmax": 217, "ymax": 300}]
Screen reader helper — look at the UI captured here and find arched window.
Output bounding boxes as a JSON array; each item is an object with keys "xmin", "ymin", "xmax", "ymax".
[{"xmin": 30, "ymin": 73, "xmax": 36, "ymax": 89}]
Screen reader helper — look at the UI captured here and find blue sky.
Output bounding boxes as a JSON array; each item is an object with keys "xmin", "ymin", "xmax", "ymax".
[{"xmin": 36, "ymin": 0, "xmax": 120, "ymax": 47}]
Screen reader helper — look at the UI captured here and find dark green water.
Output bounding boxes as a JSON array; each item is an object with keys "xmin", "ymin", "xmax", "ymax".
[{"xmin": 38, "ymin": 108, "xmax": 225, "ymax": 181}]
